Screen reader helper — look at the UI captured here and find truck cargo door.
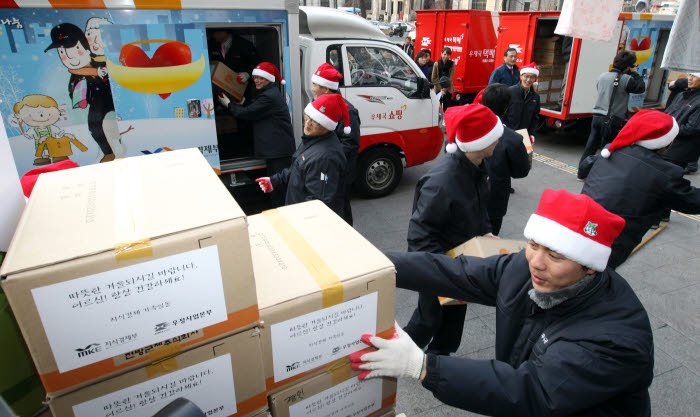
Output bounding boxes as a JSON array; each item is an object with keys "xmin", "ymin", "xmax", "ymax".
[{"xmin": 494, "ymin": 15, "xmax": 532, "ymax": 70}]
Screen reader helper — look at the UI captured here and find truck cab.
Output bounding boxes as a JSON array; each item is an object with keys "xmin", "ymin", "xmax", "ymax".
[{"xmin": 300, "ymin": 7, "xmax": 443, "ymax": 197}]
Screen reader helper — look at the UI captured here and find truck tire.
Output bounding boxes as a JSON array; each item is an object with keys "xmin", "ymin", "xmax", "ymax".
[{"xmin": 355, "ymin": 147, "xmax": 403, "ymax": 198}]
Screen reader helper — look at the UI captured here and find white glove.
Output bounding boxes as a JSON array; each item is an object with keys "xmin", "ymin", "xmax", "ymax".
[
  {"xmin": 237, "ymin": 72, "xmax": 250, "ymax": 84},
  {"xmin": 255, "ymin": 177, "xmax": 273, "ymax": 193},
  {"xmin": 218, "ymin": 93, "xmax": 231, "ymax": 108},
  {"xmin": 349, "ymin": 323, "xmax": 425, "ymax": 380},
  {"xmin": 484, "ymin": 233, "xmax": 500, "ymax": 239}
]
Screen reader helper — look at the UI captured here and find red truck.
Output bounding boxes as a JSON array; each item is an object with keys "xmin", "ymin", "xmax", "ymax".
[{"xmin": 416, "ymin": 10, "xmax": 675, "ymax": 131}]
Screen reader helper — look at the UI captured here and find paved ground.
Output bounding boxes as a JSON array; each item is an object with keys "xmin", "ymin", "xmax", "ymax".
[{"xmin": 352, "ymin": 128, "xmax": 700, "ymax": 416}]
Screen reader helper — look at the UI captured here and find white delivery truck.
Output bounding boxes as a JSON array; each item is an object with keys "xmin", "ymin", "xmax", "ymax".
[{"xmin": 0, "ymin": 2, "xmax": 441, "ymax": 200}]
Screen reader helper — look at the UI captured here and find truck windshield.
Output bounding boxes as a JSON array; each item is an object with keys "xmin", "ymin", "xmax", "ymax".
[{"xmin": 346, "ymin": 46, "xmax": 418, "ymax": 98}]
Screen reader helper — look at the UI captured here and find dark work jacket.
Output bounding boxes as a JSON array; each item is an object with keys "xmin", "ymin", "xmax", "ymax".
[
  {"xmin": 270, "ymin": 130, "xmax": 346, "ymax": 217},
  {"xmin": 407, "ymin": 152, "xmax": 491, "ymax": 254},
  {"xmin": 504, "ymin": 84, "xmax": 540, "ymax": 136},
  {"xmin": 208, "ymin": 35, "xmax": 260, "ymax": 74},
  {"xmin": 580, "ymin": 144, "xmax": 700, "ymax": 268},
  {"xmin": 486, "ymin": 126, "xmax": 531, "ymax": 220},
  {"xmin": 227, "ymin": 83, "xmax": 295, "ymax": 159},
  {"xmin": 335, "ymin": 99, "xmax": 361, "ymax": 185},
  {"xmin": 386, "ymin": 250, "xmax": 654, "ymax": 416},
  {"xmin": 662, "ymin": 87, "xmax": 700, "ymax": 164},
  {"xmin": 489, "ymin": 63, "xmax": 520, "ymax": 86},
  {"xmin": 666, "ymin": 78, "xmax": 688, "ymax": 108}
]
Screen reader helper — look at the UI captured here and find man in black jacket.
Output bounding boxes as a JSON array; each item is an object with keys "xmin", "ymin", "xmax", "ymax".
[
  {"xmin": 209, "ymin": 30, "xmax": 261, "ymax": 98},
  {"xmin": 504, "ymin": 62, "xmax": 541, "ymax": 143},
  {"xmin": 577, "ymin": 51, "xmax": 645, "ymax": 177},
  {"xmin": 480, "ymin": 83, "xmax": 532, "ymax": 235},
  {"xmin": 579, "ymin": 110, "xmax": 700, "ymax": 269},
  {"xmin": 255, "ymin": 94, "xmax": 348, "ymax": 218},
  {"xmin": 219, "ymin": 62, "xmax": 296, "ymax": 207},
  {"xmin": 311, "ymin": 63, "xmax": 361, "ymax": 225},
  {"xmin": 663, "ymin": 73, "xmax": 700, "ymax": 174},
  {"xmin": 404, "ymin": 104, "xmax": 501, "ymax": 356},
  {"xmin": 351, "ymin": 189, "xmax": 655, "ymax": 417}
]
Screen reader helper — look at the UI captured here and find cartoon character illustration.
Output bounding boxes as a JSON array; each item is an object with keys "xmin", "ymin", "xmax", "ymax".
[
  {"xmin": 45, "ymin": 23, "xmax": 116, "ymax": 163},
  {"xmin": 14, "ymin": 95, "xmax": 88, "ymax": 165}
]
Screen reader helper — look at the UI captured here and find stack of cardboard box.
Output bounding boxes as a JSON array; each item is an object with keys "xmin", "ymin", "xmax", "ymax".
[
  {"xmin": 0, "ymin": 149, "xmax": 267, "ymax": 417},
  {"xmin": 249, "ymin": 201, "xmax": 398, "ymax": 417},
  {"xmin": 1, "ymin": 150, "xmax": 400, "ymax": 416},
  {"xmin": 533, "ymin": 37, "xmax": 567, "ymax": 106}
]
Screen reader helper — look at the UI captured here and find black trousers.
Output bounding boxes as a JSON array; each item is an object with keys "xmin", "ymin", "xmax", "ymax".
[
  {"xmin": 404, "ymin": 292, "xmax": 467, "ymax": 354},
  {"xmin": 490, "ymin": 216, "xmax": 503, "ymax": 236},
  {"xmin": 267, "ymin": 156, "xmax": 292, "ymax": 207},
  {"xmin": 88, "ymin": 99, "xmax": 114, "ymax": 156},
  {"xmin": 578, "ymin": 116, "xmax": 607, "ymax": 177}
]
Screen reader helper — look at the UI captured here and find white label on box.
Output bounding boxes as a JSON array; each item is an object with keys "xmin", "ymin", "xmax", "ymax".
[
  {"xmin": 551, "ymin": 79, "xmax": 563, "ymax": 89},
  {"xmin": 31, "ymin": 246, "xmax": 227, "ymax": 373},
  {"xmin": 289, "ymin": 377, "xmax": 382, "ymax": 417},
  {"xmin": 271, "ymin": 292, "xmax": 378, "ymax": 382},
  {"xmin": 72, "ymin": 354, "xmax": 236, "ymax": 417}
]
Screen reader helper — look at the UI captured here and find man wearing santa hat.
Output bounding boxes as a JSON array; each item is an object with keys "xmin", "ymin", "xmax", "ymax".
[
  {"xmin": 219, "ymin": 62, "xmax": 296, "ymax": 207},
  {"xmin": 311, "ymin": 63, "xmax": 361, "ymax": 225},
  {"xmin": 351, "ymin": 189, "xmax": 654, "ymax": 416},
  {"xmin": 504, "ymin": 62, "xmax": 541, "ymax": 144},
  {"xmin": 404, "ymin": 104, "xmax": 501, "ymax": 356},
  {"xmin": 578, "ymin": 110, "xmax": 700, "ymax": 269},
  {"xmin": 254, "ymin": 94, "xmax": 348, "ymax": 217}
]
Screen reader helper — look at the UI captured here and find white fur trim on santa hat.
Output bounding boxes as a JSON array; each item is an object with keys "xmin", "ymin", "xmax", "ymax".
[
  {"xmin": 521, "ymin": 67, "xmax": 539, "ymax": 76},
  {"xmin": 304, "ymin": 102, "xmax": 337, "ymax": 131},
  {"xmin": 312, "ymin": 73, "xmax": 339, "ymax": 91},
  {"xmin": 523, "ymin": 213, "xmax": 610, "ymax": 271},
  {"xmin": 454, "ymin": 118, "xmax": 504, "ymax": 153},
  {"xmin": 252, "ymin": 68, "xmax": 276, "ymax": 83},
  {"xmin": 637, "ymin": 116, "xmax": 679, "ymax": 151},
  {"xmin": 690, "ymin": 73, "xmax": 700, "ymax": 78}
]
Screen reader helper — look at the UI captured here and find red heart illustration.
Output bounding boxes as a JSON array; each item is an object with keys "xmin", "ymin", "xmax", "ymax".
[
  {"xmin": 630, "ymin": 37, "xmax": 652, "ymax": 51},
  {"xmin": 119, "ymin": 41, "xmax": 193, "ymax": 100}
]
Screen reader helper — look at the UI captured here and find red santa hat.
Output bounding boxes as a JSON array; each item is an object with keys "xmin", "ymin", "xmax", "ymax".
[
  {"xmin": 520, "ymin": 62, "xmax": 540, "ymax": 77},
  {"xmin": 601, "ymin": 110, "xmax": 679, "ymax": 158},
  {"xmin": 473, "ymin": 88, "xmax": 484, "ymax": 104},
  {"xmin": 304, "ymin": 94, "xmax": 351, "ymax": 134},
  {"xmin": 524, "ymin": 189, "xmax": 625, "ymax": 271},
  {"xmin": 20, "ymin": 160, "xmax": 80, "ymax": 198},
  {"xmin": 252, "ymin": 62, "xmax": 285, "ymax": 85},
  {"xmin": 312, "ymin": 63, "xmax": 343, "ymax": 91},
  {"xmin": 444, "ymin": 104, "xmax": 503, "ymax": 153}
]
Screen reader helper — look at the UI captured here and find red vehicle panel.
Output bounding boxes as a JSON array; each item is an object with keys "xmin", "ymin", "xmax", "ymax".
[
  {"xmin": 415, "ymin": 10, "xmax": 497, "ymax": 96},
  {"xmin": 360, "ymin": 126, "xmax": 444, "ymax": 167}
]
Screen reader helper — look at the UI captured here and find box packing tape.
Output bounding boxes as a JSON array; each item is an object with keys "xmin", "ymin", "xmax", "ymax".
[
  {"xmin": 262, "ymin": 209, "xmax": 343, "ymax": 307},
  {"xmin": 145, "ymin": 342, "xmax": 183, "ymax": 377}
]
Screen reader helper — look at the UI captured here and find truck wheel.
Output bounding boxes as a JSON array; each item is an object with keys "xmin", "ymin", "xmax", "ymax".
[{"xmin": 355, "ymin": 147, "xmax": 403, "ymax": 198}]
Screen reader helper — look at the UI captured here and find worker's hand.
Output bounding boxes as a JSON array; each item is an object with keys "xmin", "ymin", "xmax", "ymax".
[
  {"xmin": 237, "ymin": 72, "xmax": 250, "ymax": 84},
  {"xmin": 350, "ymin": 323, "xmax": 425, "ymax": 381},
  {"xmin": 218, "ymin": 93, "xmax": 231, "ymax": 108},
  {"xmin": 255, "ymin": 177, "xmax": 273, "ymax": 193},
  {"xmin": 529, "ymin": 135, "xmax": 535, "ymax": 146},
  {"xmin": 484, "ymin": 233, "xmax": 500, "ymax": 239}
]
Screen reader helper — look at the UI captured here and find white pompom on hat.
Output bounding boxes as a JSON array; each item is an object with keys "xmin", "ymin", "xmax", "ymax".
[
  {"xmin": 312, "ymin": 62, "xmax": 343, "ymax": 90},
  {"xmin": 600, "ymin": 110, "xmax": 679, "ymax": 158},
  {"xmin": 444, "ymin": 103, "xmax": 503, "ymax": 153},
  {"xmin": 252, "ymin": 62, "xmax": 285, "ymax": 85},
  {"xmin": 305, "ymin": 93, "xmax": 351, "ymax": 134}
]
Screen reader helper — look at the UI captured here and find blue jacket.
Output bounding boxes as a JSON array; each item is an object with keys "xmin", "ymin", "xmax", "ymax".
[
  {"xmin": 489, "ymin": 63, "xmax": 520, "ymax": 86},
  {"xmin": 388, "ymin": 250, "xmax": 654, "ymax": 416}
]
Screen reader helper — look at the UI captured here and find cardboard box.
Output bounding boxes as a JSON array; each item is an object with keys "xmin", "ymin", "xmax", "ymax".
[
  {"xmin": 538, "ymin": 91, "xmax": 549, "ymax": 104},
  {"xmin": 49, "ymin": 328, "xmax": 268, "ymax": 417},
  {"xmin": 548, "ymin": 88, "xmax": 562, "ymax": 103},
  {"xmin": 439, "ymin": 237, "xmax": 527, "ymax": 306},
  {"xmin": 212, "ymin": 62, "xmax": 248, "ymax": 102},
  {"xmin": 248, "ymin": 201, "xmax": 396, "ymax": 393},
  {"xmin": 268, "ymin": 363, "xmax": 396, "ymax": 417},
  {"xmin": 1, "ymin": 287, "xmax": 46, "ymax": 417},
  {"xmin": 515, "ymin": 128, "xmax": 533, "ymax": 155},
  {"xmin": 0, "ymin": 149, "xmax": 259, "ymax": 396}
]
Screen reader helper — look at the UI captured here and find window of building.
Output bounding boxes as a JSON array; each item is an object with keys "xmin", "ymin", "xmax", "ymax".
[{"xmin": 471, "ymin": 0, "xmax": 487, "ymax": 10}]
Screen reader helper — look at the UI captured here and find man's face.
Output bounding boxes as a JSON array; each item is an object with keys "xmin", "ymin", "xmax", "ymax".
[
  {"xmin": 505, "ymin": 51, "xmax": 517, "ymax": 66},
  {"xmin": 57, "ymin": 42, "xmax": 91, "ymax": 70},
  {"xmin": 86, "ymin": 28, "xmax": 104, "ymax": 56},
  {"xmin": 213, "ymin": 31, "xmax": 230, "ymax": 44},
  {"xmin": 311, "ymin": 83, "xmax": 331, "ymax": 99},
  {"xmin": 688, "ymin": 74, "xmax": 700, "ymax": 89},
  {"xmin": 525, "ymin": 240, "xmax": 594, "ymax": 292},
  {"xmin": 253, "ymin": 75, "xmax": 271, "ymax": 90},
  {"xmin": 303, "ymin": 115, "xmax": 328, "ymax": 136},
  {"xmin": 521, "ymin": 73, "xmax": 537, "ymax": 89},
  {"xmin": 382, "ymin": 50, "xmax": 392, "ymax": 60},
  {"xmin": 19, "ymin": 106, "xmax": 60, "ymax": 128},
  {"xmin": 405, "ymin": 37, "xmax": 411, "ymax": 45}
]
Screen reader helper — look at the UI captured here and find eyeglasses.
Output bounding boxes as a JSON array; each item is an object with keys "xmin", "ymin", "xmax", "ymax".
[
  {"xmin": 303, "ymin": 116, "xmax": 320, "ymax": 126},
  {"xmin": 522, "ymin": 74, "xmax": 537, "ymax": 80}
]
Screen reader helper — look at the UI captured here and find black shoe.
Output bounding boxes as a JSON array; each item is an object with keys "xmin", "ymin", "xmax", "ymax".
[
  {"xmin": 684, "ymin": 162, "xmax": 698, "ymax": 175},
  {"xmin": 650, "ymin": 223, "xmax": 660, "ymax": 230},
  {"xmin": 661, "ymin": 215, "xmax": 670, "ymax": 223}
]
